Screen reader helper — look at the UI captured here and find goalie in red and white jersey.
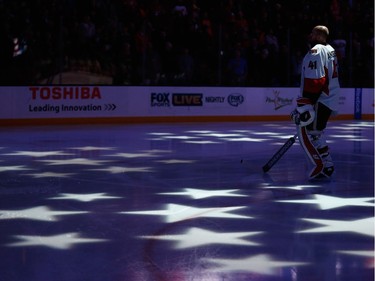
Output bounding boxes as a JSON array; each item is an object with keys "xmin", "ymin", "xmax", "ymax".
[{"xmin": 291, "ymin": 25, "xmax": 340, "ymax": 179}]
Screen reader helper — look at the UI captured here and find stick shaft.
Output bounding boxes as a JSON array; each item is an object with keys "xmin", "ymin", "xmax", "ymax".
[{"xmin": 262, "ymin": 135, "xmax": 297, "ymax": 172}]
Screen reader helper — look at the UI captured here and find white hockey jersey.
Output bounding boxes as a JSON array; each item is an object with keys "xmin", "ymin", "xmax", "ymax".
[{"xmin": 300, "ymin": 43, "xmax": 340, "ymax": 113}]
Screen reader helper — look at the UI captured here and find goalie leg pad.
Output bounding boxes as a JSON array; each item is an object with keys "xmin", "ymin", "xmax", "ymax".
[
  {"xmin": 297, "ymin": 126, "xmax": 324, "ymax": 178},
  {"xmin": 310, "ymin": 130, "xmax": 333, "ymax": 165}
]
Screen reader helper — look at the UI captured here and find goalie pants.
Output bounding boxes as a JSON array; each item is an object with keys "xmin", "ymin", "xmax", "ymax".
[{"xmin": 306, "ymin": 102, "xmax": 332, "ymax": 131}]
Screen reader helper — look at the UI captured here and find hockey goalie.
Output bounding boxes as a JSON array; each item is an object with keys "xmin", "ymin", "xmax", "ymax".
[{"xmin": 290, "ymin": 25, "xmax": 340, "ymax": 179}]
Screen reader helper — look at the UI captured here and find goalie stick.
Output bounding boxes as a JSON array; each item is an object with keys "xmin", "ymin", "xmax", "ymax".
[{"xmin": 262, "ymin": 135, "xmax": 297, "ymax": 173}]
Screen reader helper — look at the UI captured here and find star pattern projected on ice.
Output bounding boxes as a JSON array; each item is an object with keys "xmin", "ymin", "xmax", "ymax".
[
  {"xmin": 48, "ymin": 193, "xmax": 121, "ymax": 202},
  {"xmin": 156, "ymin": 159, "xmax": 196, "ymax": 164},
  {"xmin": 277, "ymin": 195, "xmax": 375, "ymax": 210},
  {"xmin": 223, "ymin": 137, "xmax": 268, "ymax": 142},
  {"xmin": 331, "ymin": 134, "xmax": 371, "ymax": 141},
  {"xmin": 159, "ymin": 188, "xmax": 247, "ymax": 199},
  {"xmin": 160, "ymin": 135, "xmax": 198, "ymax": 140},
  {"xmin": 140, "ymin": 227, "xmax": 263, "ymax": 249},
  {"xmin": 346, "ymin": 122, "xmax": 374, "ymax": 128},
  {"xmin": 88, "ymin": 166, "xmax": 153, "ymax": 174},
  {"xmin": 0, "ymin": 165, "xmax": 33, "ymax": 172},
  {"xmin": 107, "ymin": 152, "xmax": 159, "ymax": 158},
  {"xmin": 202, "ymin": 254, "xmax": 308, "ymax": 275},
  {"xmin": 23, "ymin": 172, "xmax": 75, "ymax": 178},
  {"xmin": 38, "ymin": 158, "xmax": 112, "ymax": 166},
  {"xmin": 337, "ymin": 250, "xmax": 374, "ymax": 257},
  {"xmin": 0, "ymin": 121, "xmax": 373, "ymax": 280},
  {"xmin": 252, "ymin": 132, "xmax": 283, "ymax": 136},
  {"xmin": 298, "ymin": 217, "xmax": 374, "ymax": 237},
  {"xmin": 0, "ymin": 206, "xmax": 88, "ymax": 221},
  {"xmin": 5, "ymin": 232, "xmax": 108, "ymax": 249},
  {"xmin": 1, "ymin": 151, "xmax": 73, "ymax": 157},
  {"xmin": 121, "ymin": 204, "xmax": 251, "ymax": 223},
  {"xmin": 261, "ymin": 183, "xmax": 321, "ymax": 191},
  {"xmin": 184, "ymin": 140, "xmax": 220, "ymax": 144},
  {"xmin": 141, "ymin": 149, "xmax": 172, "ymax": 154},
  {"xmin": 197, "ymin": 133, "xmax": 245, "ymax": 138},
  {"xmin": 147, "ymin": 132, "xmax": 174, "ymax": 136},
  {"xmin": 69, "ymin": 146, "xmax": 115, "ymax": 151}
]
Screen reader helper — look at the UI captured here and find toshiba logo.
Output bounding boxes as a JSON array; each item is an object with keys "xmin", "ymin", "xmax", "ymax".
[{"xmin": 29, "ymin": 87, "xmax": 102, "ymax": 100}]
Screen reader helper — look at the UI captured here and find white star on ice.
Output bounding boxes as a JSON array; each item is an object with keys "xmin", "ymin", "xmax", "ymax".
[
  {"xmin": 156, "ymin": 159, "xmax": 196, "ymax": 164},
  {"xmin": 148, "ymin": 137, "xmax": 170, "ymax": 141},
  {"xmin": 147, "ymin": 132, "xmax": 174, "ymax": 136},
  {"xmin": 298, "ymin": 217, "xmax": 374, "ymax": 237},
  {"xmin": 0, "ymin": 206, "xmax": 88, "ymax": 221},
  {"xmin": 252, "ymin": 132, "xmax": 283, "ymax": 136},
  {"xmin": 69, "ymin": 146, "xmax": 115, "ymax": 151},
  {"xmin": 184, "ymin": 140, "xmax": 220, "ymax": 144},
  {"xmin": 337, "ymin": 250, "xmax": 374, "ymax": 257},
  {"xmin": 273, "ymin": 135, "xmax": 298, "ymax": 140},
  {"xmin": 23, "ymin": 172, "xmax": 75, "ymax": 178},
  {"xmin": 202, "ymin": 254, "xmax": 308, "ymax": 275},
  {"xmin": 223, "ymin": 137, "xmax": 268, "ymax": 142},
  {"xmin": 277, "ymin": 195, "xmax": 375, "ymax": 210},
  {"xmin": 141, "ymin": 149, "xmax": 172, "ymax": 154},
  {"xmin": 230, "ymin": 130, "xmax": 254, "ymax": 133},
  {"xmin": 5, "ymin": 232, "xmax": 108, "ymax": 249},
  {"xmin": 159, "ymin": 188, "xmax": 247, "ymax": 199},
  {"xmin": 186, "ymin": 130, "xmax": 217, "ymax": 133},
  {"xmin": 140, "ymin": 227, "xmax": 262, "ymax": 249},
  {"xmin": 261, "ymin": 183, "xmax": 321, "ymax": 191},
  {"xmin": 197, "ymin": 133, "xmax": 245, "ymax": 138},
  {"xmin": 1, "ymin": 151, "xmax": 73, "ymax": 157},
  {"xmin": 346, "ymin": 122, "xmax": 374, "ymax": 128},
  {"xmin": 331, "ymin": 134, "xmax": 367, "ymax": 138},
  {"xmin": 38, "ymin": 158, "xmax": 112, "ymax": 166},
  {"xmin": 161, "ymin": 135, "xmax": 198, "ymax": 140},
  {"xmin": 120, "ymin": 204, "xmax": 251, "ymax": 223},
  {"xmin": 331, "ymin": 134, "xmax": 370, "ymax": 141},
  {"xmin": 48, "ymin": 193, "xmax": 121, "ymax": 202},
  {"xmin": 88, "ymin": 166, "xmax": 152, "ymax": 174},
  {"xmin": 106, "ymin": 152, "xmax": 158, "ymax": 158},
  {"xmin": 0, "ymin": 165, "xmax": 33, "ymax": 172}
]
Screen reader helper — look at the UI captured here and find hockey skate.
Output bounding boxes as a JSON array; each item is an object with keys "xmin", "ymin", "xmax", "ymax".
[{"xmin": 312, "ymin": 148, "xmax": 334, "ymax": 179}]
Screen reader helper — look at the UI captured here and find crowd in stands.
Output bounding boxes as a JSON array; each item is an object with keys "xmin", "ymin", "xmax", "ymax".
[{"xmin": 0, "ymin": 0, "xmax": 373, "ymax": 87}]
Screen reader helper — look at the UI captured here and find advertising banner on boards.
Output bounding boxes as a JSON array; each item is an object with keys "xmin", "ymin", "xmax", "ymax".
[{"xmin": 0, "ymin": 86, "xmax": 372, "ymax": 122}]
